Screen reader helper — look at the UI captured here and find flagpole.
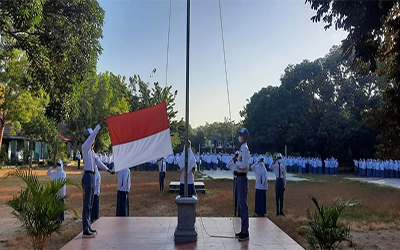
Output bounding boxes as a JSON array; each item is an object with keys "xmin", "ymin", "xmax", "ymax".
[
  {"xmin": 174, "ymin": 0, "xmax": 197, "ymax": 242},
  {"xmin": 184, "ymin": 0, "xmax": 190, "ymax": 197}
]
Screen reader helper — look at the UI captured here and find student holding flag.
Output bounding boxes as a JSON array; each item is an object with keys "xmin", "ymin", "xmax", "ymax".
[
  {"xmin": 116, "ymin": 168, "xmax": 130, "ymax": 216},
  {"xmin": 81, "ymin": 121, "xmax": 115, "ymax": 238},
  {"xmin": 178, "ymin": 141, "xmax": 197, "ymax": 197}
]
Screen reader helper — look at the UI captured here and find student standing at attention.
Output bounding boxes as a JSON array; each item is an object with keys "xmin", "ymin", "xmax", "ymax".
[
  {"xmin": 233, "ymin": 128, "xmax": 250, "ymax": 242},
  {"xmin": 251, "ymin": 157, "xmax": 268, "ymax": 217}
]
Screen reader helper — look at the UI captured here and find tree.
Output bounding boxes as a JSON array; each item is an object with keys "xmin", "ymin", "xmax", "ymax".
[
  {"xmin": 0, "ymin": 0, "xmax": 105, "ymax": 121},
  {"xmin": 127, "ymin": 74, "xmax": 181, "ymax": 149},
  {"xmin": 305, "ymin": 0, "xmax": 400, "ymax": 158},
  {"xmin": 196, "ymin": 118, "xmax": 241, "ymax": 153},
  {"xmin": 192, "ymin": 129, "xmax": 205, "ymax": 153},
  {"xmin": 67, "ymin": 71, "xmax": 130, "ymax": 152},
  {"xmin": 0, "ymin": 48, "xmax": 49, "ymax": 146},
  {"xmin": 22, "ymin": 114, "xmax": 61, "ymax": 167},
  {"xmin": 67, "ymin": 71, "xmax": 180, "ymax": 152},
  {"xmin": 241, "ymin": 46, "xmax": 387, "ymax": 165}
]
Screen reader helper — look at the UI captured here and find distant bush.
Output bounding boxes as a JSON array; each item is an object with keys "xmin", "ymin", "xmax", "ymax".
[{"xmin": 0, "ymin": 144, "xmax": 8, "ymax": 165}]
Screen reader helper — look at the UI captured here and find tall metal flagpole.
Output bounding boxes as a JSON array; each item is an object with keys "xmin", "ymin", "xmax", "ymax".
[
  {"xmin": 174, "ymin": 0, "xmax": 197, "ymax": 242},
  {"xmin": 184, "ymin": 0, "xmax": 190, "ymax": 197}
]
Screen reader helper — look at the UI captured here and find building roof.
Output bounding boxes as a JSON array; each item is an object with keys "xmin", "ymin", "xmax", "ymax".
[
  {"xmin": 1, "ymin": 123, "xmax": 25, "ymax": 140},
  {"xmin": 1, "ymin": 122, "xmax": 76, "ymax": 142},
  {"xmin": 57, "ymin": 123, "xmax": 76, "ymax": 142}
]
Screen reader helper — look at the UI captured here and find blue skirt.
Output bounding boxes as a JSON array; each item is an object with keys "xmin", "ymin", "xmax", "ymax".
[
  {"xmin": 255, "ymin": 189, "xmax": 266, "ymax": 216},
  {"xmin": 116, "ymin": 190, "xmax": 129, "ymax": 216}
]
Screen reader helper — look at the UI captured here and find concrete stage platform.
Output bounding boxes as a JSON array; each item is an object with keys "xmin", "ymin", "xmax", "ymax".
[{"xmin": 61, "ymin": 217, "xmax": 304, "ymax": 250}]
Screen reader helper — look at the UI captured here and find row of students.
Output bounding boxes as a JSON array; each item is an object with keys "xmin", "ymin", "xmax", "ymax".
[{"xmin": 354, "ymin": 159, "xmax": 400, "ymax": 178}]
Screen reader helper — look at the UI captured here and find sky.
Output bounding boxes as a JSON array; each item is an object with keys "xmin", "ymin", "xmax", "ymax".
[{"xmin": 97, "ymin": 0, "xmax": 346, "ymax": 127}]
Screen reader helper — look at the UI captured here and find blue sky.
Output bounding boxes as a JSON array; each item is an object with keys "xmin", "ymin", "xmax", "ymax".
[{"xmin": 97, "ymin": 0, "xmax": 345, "ymax": 127}]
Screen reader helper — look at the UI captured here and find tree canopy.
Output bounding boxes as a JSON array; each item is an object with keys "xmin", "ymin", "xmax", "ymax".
[
  {"xmin": 0, "ymin": 0, "xmax": 105, "ymax": 121},
  {"xmin": 305, "ymin": 0, "xmax": 400, "ymax": 158},
  {"xmin": 66, "ymin": 71, "xmax": 181, "ymax": 152},
  {"xmin": 241, "ymin": 46, "xmax": 388, "ymax": 164},
  {"xmin": 0, "ymin": 48, "xmax": 49, "ymax": 146}
]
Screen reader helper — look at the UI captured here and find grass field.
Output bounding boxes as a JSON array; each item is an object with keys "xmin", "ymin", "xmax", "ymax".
[{"xmin": 1, "ymin": 164, "xmax": 400, "ymax": 250}]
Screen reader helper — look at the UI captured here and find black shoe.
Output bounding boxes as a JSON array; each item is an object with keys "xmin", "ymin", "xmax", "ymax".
[
  {"xmin": 238, "ymin": 233, "xmax": 249, "ymax": 241},
  {"xmin": 89, "ymin": 228, "xmax": 98, "ymax": 234},
  {"xmin": 276, "ymin": 212, "xmax": 280, "ymax": 217},
  {"xmin": 82, "ymin": 231, "xmax": 95, "ymax": 238},
  {"xmin": 280, "ymin": 212, "xmax": 285, "ymax": 217},
  {"xmin": 235, "ymin": 232, "xmax": 242, "ymax": 238}
]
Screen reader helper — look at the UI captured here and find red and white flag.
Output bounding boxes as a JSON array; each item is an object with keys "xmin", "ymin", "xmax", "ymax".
[{"xmin": 107, "ymin": 102, "xmax": 173, "ymax": 172}]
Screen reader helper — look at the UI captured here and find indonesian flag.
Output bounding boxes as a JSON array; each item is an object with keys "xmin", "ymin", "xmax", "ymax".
[{"xmin": 107, "ymin": 102, "xmax": 173, "ymax": 172}]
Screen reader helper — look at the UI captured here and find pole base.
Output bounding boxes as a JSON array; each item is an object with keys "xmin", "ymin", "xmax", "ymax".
[{"xmin": 174, "ymin": 196, "xmax": 198, "ymax": 243}]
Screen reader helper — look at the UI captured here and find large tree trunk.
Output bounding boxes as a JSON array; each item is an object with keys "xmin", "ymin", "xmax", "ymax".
[
  {"xmin": 0, "ymin": 122, "xmax": 5, "ymax": 148},
  {"xmin": 53, "ymin": 141, "xmax": 58, "ymax": 166},
  {"xmin": 29, "ymin": 140, "xmax": 33, "ymax": 168}
]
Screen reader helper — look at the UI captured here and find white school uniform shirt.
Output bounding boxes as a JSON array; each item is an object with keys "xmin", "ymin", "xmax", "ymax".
[
  {"xmin": 251, "ymin": 162, "xmax": 268, "ymax": 190},
  {"xmin": 117, "ymin": 168, "xmax": 131, "ymax": 192},
  {"xmin": 158, "ymin": 160, "xmax": 166, "ymax": 172},
  {"xmin": 269, "ymin": 162, "xmax": 287, "ymax": 188},
  {"xmin": 82, "ymin": 124, "xmax": 109, "ymax": 172},
  {"xmin": 178, "ymin": 148, "xmax": 197, "ymax": 184},
  {"xmin": 94, "ymin": 166, "xmax": 101, "ymax": 195},
  {"xmin": 47, "ymin": 163, "xmax": 66, "ymax": 196},
  {"xmin": 234, "ymin": 143, "xmax": 250, "ymax": 174},
  {"xmin": 77, "ymin": 153, "xmax": 81, "ymax": 160},
  {"xmin": 212, "ymin": 155, "xmax": 217, "ymax": 164},
  {"xmin": 227, "ymin": 157, "xmax": 236, "ymax": 173}
]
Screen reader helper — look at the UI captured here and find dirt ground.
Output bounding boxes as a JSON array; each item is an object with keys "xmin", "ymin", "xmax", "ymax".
[{"xmin": 1, "ymin": 165, "xmax": 400, "ymax": 250}]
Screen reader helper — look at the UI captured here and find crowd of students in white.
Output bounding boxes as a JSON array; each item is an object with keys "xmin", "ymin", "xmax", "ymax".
[
  {"xmin": 97, "ymin": 152, "xmax": 339, "ymax": 175},
  {"xmin": 196, "ymin": 153, "xmax": 339, "ymax": 175},
  {"xmin": 353, "ymin": 159, "xmax": 400, "ymax": 178}
]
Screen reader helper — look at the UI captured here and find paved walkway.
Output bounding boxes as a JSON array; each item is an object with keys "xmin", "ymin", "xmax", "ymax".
[
  {"xmin": 201, "ymin": 170, "xmax": 309, "ymax": 182},
  {"xmin": 61, "ymin": 217, "xmax": 304, "ymax": 250},
  {"xmin": 346, "ymin": 177, "xmax": 400, "ymax": 189}
]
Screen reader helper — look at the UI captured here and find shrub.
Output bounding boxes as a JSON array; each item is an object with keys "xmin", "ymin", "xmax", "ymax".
[
  {"xmin": 5, "ymin": 169, "xmax": 79, "ymax": 250},
  {"xmin": 303, "ymin": 196, "xmax": 361, "ymax": 250}
]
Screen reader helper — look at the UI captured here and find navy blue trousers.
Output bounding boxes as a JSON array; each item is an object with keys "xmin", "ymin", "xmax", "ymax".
[
  {"xmin": 82, "ymin": 172, "xmax": 95, "ymax": 232},
  {"xmin": 275, "ymin": 179, "xmax": 285, "ymax": 214},
  {"xmin": 159, "ymin": 172, "xmax": 165, "ymax": 191},
  {"xmin": 237, "ymin": 176, "xmax": 249, "ymax": 234},
  {"xmin": 91, "ymin": 194, "xmax": 99, "ymax": 222}
]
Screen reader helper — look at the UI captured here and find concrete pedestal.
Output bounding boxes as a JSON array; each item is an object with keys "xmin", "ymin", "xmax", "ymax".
[{"xmin": 174, "ymin": 196, "xmax": 198, "ymax": 243}]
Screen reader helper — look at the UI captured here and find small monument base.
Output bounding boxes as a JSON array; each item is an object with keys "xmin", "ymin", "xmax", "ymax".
[{"xmin": 174, "ymin": 196, "xmax": 198, "ymax": 243}]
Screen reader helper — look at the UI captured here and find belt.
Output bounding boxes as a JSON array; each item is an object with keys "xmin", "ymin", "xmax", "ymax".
[
  {"xmin": 84, "ymin": 170, "xmax": 95, "ymax": 174},
  {"xmin": 276, "ymin": 178, "xmax": 284, "ymax": 181},
  {"xmin": 237, "ymin": 173, "xmax": 247, "ymax": 177}
]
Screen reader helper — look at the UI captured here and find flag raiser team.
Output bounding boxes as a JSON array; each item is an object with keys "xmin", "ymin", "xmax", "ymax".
[
  {"xmin": 57, "ymin": 104, "xmax": 320, "ymax": 242},
  {"xmin": 72, "ymin": 115, "xmax": 285, "ymax": 243}
]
